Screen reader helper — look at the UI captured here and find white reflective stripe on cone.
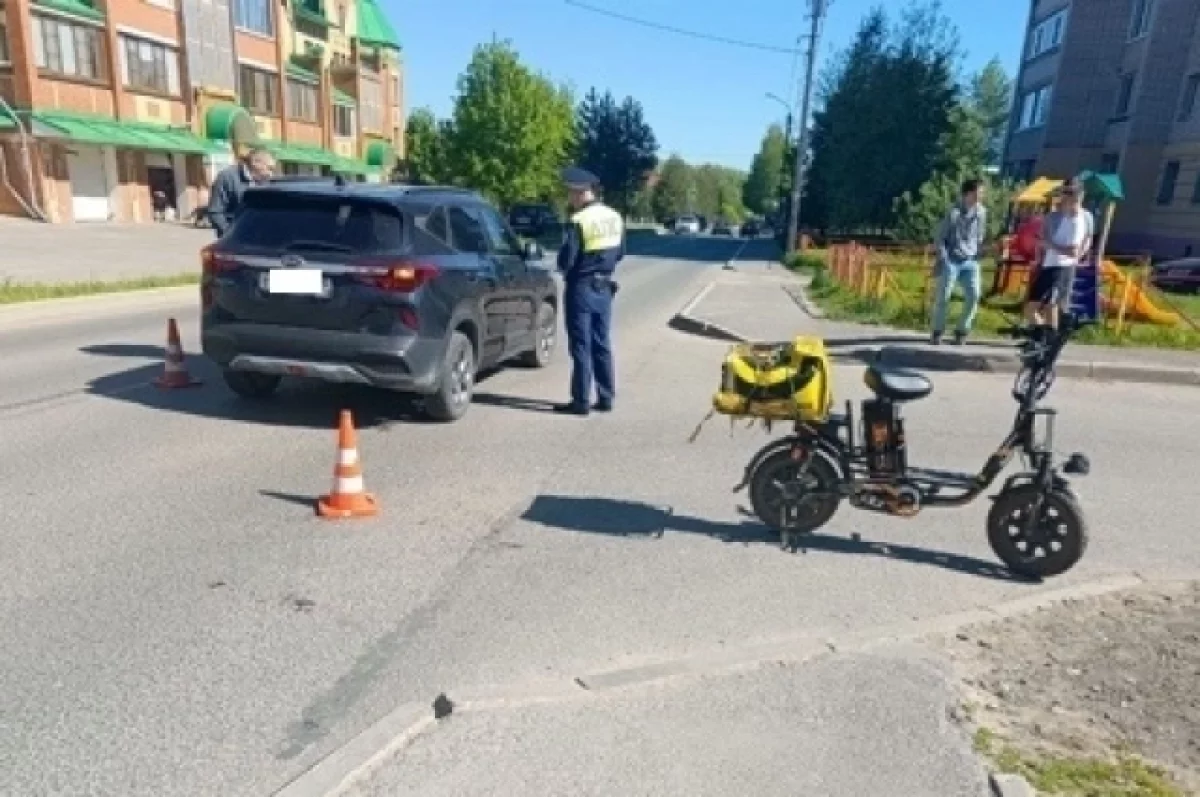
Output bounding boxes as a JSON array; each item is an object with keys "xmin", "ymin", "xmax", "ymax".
[
  {"xmin": 333, "ymin": 475, "xmax": 364, "ymax": 494},
  {"xmin": 338, "ymin": 449, "xmax": 359, "ymax": 467}
]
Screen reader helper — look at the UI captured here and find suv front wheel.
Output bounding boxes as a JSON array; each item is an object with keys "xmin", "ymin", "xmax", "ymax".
[
  {"xmin": 519, "ymin": 303, "xmax": 557, "ymax": 368},
  {"xmin": 424, "ymin": 331, "xmax": 475, "ymax": 422}
]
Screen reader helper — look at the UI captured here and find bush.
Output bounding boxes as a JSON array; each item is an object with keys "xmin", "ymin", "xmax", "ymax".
[{"xmin": 784, "ymin": 250, "xmax": 826, "ymax": 273}]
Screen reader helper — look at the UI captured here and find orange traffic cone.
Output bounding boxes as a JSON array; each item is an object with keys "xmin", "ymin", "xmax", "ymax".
[
  {"xmin": 317, "ymin": 410, "xmax": 378, "ymax": 519},
  {"xmin": 154, "ymin": 318, "xmax": 202, "ymax": 389}
]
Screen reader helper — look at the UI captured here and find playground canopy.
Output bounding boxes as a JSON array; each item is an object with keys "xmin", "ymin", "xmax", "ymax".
[{"xmin": 1012, "ymin": 172, "xmax": 1125, "ymax": 205}]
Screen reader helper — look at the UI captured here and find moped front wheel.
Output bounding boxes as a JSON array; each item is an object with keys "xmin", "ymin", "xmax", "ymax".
[
  {"xmin": 749, "ymin": 449, "xmax": 842, "ymax": 534},
  {"xmin": 987, "ymin": 486, "xmax": 1088, "ymax": 579}
]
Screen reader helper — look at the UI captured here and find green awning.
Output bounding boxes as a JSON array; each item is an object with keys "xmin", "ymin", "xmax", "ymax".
[
  {"xmin": 286, "ymin": 61, "xmax": 320, "ymax": 84},
  {"xmin": 33, "ymin": 0, "xmax": 104, "ymax": 22},
  {"xmin": 294, "ymin": 0, "xmax": 329, "ymax": 26},
  {"xmin": 261, "ymin": 139, "xmax": 336, "ymax": 167},
  {"xmin": 364, "ymin": 139, "xmax": 396, "ymax": 170},
  {"xmin": 356, "ymin": 0, "xmax": 400, "ymax": 50},
  {"xmin": 204, "ymin": 102, "xmax": 258, "ymax": 144},
  {"xmin": 28, "ymin": 111, "xmax": 218, "ymax": 154},
  {"xmin": 332, "ymin": 88, "xmax": 355, "ymax": 107},
  {"xmin": 330, "ymin": 156, "xmax": 370, "ymax": 175}
]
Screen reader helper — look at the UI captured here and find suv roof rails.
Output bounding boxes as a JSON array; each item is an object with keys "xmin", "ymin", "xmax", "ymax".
[{"xmin": 392, "ymin": 183, "xmax": 476, "ymax": 195}]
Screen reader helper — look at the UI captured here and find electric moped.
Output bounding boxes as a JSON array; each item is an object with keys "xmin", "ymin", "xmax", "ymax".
[{"xmin": 737, "ymin": 317, "xmax": 1092, "ymax": 579}]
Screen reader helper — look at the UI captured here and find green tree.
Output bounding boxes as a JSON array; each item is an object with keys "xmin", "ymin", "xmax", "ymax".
[
  {"xmin": 445, "ymin": 40, "xmax": 576, "ymax": 207},
  {"xmin": 693, "ymin": 164, "xmax": 747, "ymax": 221},
  {"xmin": 742, "ymin": 124, "xmax": 787, "ymax": 215},
  {"xmin": 650, "ymin": 155, "xmax": 694, "ymax": 221},
  {"xmin": 403, "ymin": 107, "xmax": 450, "ymax": 184},
  {"xmin": 575, "ymin": 89, "xmax": 659, "ymax": 214},
  {"xmin": 969, "ymin": 58, "xmax": 1013, "ymax": 165}
]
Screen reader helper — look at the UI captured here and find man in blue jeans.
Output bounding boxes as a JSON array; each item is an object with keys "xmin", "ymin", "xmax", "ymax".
[{"xmin": 930, "ymin": 178, "xmax": 988, "ymax": 345}]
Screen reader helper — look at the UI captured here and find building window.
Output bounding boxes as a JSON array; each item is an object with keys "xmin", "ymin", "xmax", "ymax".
[
  {"xmin": 393, "ymin": 74, "xmax": 401, "ymax": 107},
  {"xmin": 287, "ymin": 79, "xmax": 319, "ymax": 123},
  {"xmin": 1179, "ymin": 74, "xmax": 1200, "ymax": 121},
  {"xmin": 239, "ymin": 64, "xmax": 278, "ymax": 114},
  {"xmin": 359, "ymin": 78, "xmax": 382, "ymax": 132},
  {"xmin": 1027, "ymin": 8, "xmax": 1068, "ymax": 61},
  {"xmin": 0, "ymin": 18, "xmax": 10, "ymax": 63},
  {"xmin": 1157, "ymin": 160, "xmax": 1180, "ymax": 205},
  {"xmin": 1129, "ymin": 0, "xmax": 1154, "ymax": 40},
  {"xmin": 1018, "ymin": 85, "xmax": 1053, "ymax": 130},
  {"xmin": 32, "ymin": 15, "xmax": 106, "ymax": 81},
  {"xmin": 1115, "ymin": 72, "xmax": 1136, "ymax": 117},
  {"xmin": 1190, "ymin": 172, "xmax": 1200, "ymax": 205},
  {"xmin": 120, "ymin": 35, "xmax": 181, "ymax": 96},
  {"xmin": 234, "ymin": 0, "xmax": 273, "ymax": 36},
  {"xmin": 333, "ymin": 105, "xmax": 355, "ymax": 137}
]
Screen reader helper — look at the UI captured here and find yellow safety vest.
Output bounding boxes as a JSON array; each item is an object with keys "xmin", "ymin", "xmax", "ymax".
[{"xmin": 572, "ymin": 203, "xmax": 624, "ymax": 252}]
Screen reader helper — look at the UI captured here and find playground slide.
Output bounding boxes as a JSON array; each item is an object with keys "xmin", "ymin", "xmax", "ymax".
[{"xmin": 1098, "ymin": 260, "xmax": 1181, "ymax": 326}]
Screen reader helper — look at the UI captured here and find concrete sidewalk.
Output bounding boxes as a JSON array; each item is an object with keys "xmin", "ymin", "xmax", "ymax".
[
  {"xmin": 0, "ymin": 217, "xmax": 211, "ymax": 283},
  {"xmin": 674, "ymin": 267, "xmax": 1200, "ymax": 387}
]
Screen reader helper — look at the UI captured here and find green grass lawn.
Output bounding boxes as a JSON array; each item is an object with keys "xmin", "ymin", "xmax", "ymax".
[
  {"xmin": 786, "ymin": 250, "xmax": 1200, "ymax": 350},
  {"xmin": 0, "ymin": 273, "xmax": 199, "ymax": 305}
]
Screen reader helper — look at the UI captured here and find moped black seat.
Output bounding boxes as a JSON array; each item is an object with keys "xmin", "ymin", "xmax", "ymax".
[{"xmin": 863, "ymin": 364, "xmax": 933, "ymax": 402}]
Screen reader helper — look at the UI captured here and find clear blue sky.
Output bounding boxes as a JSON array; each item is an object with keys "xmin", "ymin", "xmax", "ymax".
[{"xmin": 386, "ymin": 0, "xmax": 1028, "ymax": 172}]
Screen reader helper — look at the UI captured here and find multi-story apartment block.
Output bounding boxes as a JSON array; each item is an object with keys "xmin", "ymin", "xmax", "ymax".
[
  {"xmin": 1003, "ymin": 0, "xmax": 1200, "ymax": 258},
  {"xmin": 0, "ymin": 0, "xmax": 405, "ymax": 224}
]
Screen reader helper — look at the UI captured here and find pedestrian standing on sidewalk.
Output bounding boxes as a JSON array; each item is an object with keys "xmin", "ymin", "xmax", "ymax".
[
  {"xmin": 930, "ymin": 178, "xmax": 988, "ymax": 345},
  {"xmin": 1025, "ymin": 177, "xmax": 1093, "ymax": 331},
  {"xmin": 207, "ymin": 148, "xmax": 275, "ymax": 238}
]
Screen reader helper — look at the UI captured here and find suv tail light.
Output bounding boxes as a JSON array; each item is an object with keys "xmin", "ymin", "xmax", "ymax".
[
  {"xmin": 201, "ymin": 246, "xmax": 237, "ymax": 276},
  {"xmin": 353, "ymin": 260, "xmax": 440, "ymax": 293}
]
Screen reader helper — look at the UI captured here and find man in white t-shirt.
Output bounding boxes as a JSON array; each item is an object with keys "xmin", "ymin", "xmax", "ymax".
[{"xmin": 1025, "ymin": 177, "xmax": 1094, "ymax": 330}]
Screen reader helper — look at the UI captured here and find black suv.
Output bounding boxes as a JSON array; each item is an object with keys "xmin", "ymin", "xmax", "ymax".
[{"xmin": 200, "ymin": 181, "xmax": 559, "ymax": 422}]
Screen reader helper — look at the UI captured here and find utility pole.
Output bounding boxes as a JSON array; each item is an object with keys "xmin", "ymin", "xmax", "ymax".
[{"xmin": 786, "ymin": 0, "xmax": 829, "ymax": 255}]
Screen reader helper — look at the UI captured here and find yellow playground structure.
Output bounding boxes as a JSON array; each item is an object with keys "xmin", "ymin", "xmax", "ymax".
[{"xmin": 994, "ymin": 172, "xmax": 1181, "ymax": 327}]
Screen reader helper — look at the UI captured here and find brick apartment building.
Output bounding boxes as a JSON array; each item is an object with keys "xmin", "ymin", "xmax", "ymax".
[
  {"xmin": 1003, "ymin": 0, "xmax": 1200, "ymax": 258},
  {"xmin": 0, "ymin": 0, "xmax": 405, "ymax": 224}
]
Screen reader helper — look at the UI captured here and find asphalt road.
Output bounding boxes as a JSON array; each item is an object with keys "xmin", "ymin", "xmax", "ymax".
[{"xmin": 3, "ymin": 233, "xmax": 1199, "ymax": 797}]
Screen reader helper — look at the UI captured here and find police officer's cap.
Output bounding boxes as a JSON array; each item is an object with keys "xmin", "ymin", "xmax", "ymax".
[{"xmin": 562, "ymin": 166, "xmax": 599, "ymax": 189}]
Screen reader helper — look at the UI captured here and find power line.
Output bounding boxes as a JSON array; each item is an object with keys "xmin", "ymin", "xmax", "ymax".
[{"xmin": 563, "ymin": 0, "xmax": 801, "ymax": 55}]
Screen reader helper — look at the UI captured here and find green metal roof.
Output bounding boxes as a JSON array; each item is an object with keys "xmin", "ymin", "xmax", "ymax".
[
  {"xmin": 260, "ymin": 140, "xmax": 338, "ymax": 167},
  {"xmin": 286, "ymin": 61, "xmax": 321, "ymax": 84},
  {"xmin": 293, "ymin": 0, "xmax": 329, "ymax": 27},
  {"xmin": 355, "ymin": 0, "xmax": 400, "ymax": 50},
  {"xmin": 33, "ymin": 0, "xmax": 104, "ymax": 22},
  {"xmin": 332, "ymin": 87, "xmax": 356, "ymax": 107},
  {"xmin": 26, "ymin": 111, "xmax": 219, "ymax": 154},
  {"xmin": 331, "ymin": 156, "xmax": 370, "ymax": 175}
]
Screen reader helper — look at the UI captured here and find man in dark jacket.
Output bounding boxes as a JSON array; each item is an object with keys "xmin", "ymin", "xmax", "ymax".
[{"xmin": 207, "ymin": 148, "xmax": 275, "ymax": 237}]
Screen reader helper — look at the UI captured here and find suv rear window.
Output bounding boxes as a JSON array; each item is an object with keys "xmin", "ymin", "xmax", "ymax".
[{"xmin": 228, "ymin": 192, "xmax": 405, "ymax": 254}]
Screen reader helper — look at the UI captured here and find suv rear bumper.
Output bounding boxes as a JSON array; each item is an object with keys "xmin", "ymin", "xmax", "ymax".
[{"xmin": 202, "ymin": 321, "xmax": 445, "ymax": 394}]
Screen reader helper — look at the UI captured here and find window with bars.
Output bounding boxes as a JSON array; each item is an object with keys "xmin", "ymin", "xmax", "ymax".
[
  {"xmin": 32, "ymin": 15, "xmax": 106, "ymax": 81},
  {"xmin": 120, "ymin": 35, "xmax": 180, "ymax": 95},
  {"xmin": 333, "ymin": 104, "xmax": 355, "ymax": 137},
  {"xmin": 287, "ymin": 79, "xmax": 320, "ymax": 123},
  {"xmin": 239, "ymin": 64, "xmax": 278, "ymax": 114}
]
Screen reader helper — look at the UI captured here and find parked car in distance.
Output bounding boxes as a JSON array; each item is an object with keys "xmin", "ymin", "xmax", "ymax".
[
  {"xmin": 674, "ymin": 214, "xmax": 701, "ymax": 234},
  {"xmin": 712, "ymin": 220, "xmax": 734, "ymax": 236},
  {"xmin": 1150, "ymin": 257, "xmax": 1200, "ymax": 294},
  {"xmin": 200, "ymin": 181, "xmax": 559, "ymax": 422},
  {"xmin": 740, "ymin": 219, "xmax": 761, "ymax": 238},
  {"xmin": 508, "ymin": 202, "xmax": 559, "ymax": 238}
]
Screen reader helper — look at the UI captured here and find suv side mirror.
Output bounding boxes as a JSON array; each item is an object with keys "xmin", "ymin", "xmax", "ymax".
[{"xmin": 523, "ymin": 240, "xmax": 544, "ymax": 261}]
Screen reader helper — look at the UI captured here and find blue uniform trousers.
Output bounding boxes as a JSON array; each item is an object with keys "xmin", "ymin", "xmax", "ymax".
[{"xmin": 564, "ymin": 276, "xmax": 615, "ymax": 407}]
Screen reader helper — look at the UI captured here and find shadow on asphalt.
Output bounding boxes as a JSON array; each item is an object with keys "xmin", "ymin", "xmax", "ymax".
[
  {"xmin": 522, "ymin": 494, "xmax": 1025, "ymax": 582},
  {"xmin": 83, "ymin": 360, "xmax": 510, "ymax": 430}
]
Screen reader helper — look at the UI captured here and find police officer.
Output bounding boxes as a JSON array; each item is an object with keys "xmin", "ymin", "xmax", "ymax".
[{"xmin": 555, "ymin": 166, "xmax": 625, "ymax": 416}]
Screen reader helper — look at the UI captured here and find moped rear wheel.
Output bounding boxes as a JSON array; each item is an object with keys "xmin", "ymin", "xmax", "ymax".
[
  {"xmin": 987, "ymin": 486, "xmax": 1088, "ymax": 579},
  {"xmin": 749, "ymin": 449, "xmax": 842, "ymax": 533}
]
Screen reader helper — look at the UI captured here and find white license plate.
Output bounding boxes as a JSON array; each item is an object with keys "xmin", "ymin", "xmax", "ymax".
[{"xmin": 262, "ymin": 269, "xmax": 326, "ymax": 295}]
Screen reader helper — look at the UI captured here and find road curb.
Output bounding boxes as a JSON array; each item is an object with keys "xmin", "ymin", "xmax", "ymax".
[
  {"xmin": 280, "ymin": 570, "xmax": 1198, "ymax": 795},
  {"xmin": 990, "ymin": 772, "xmax": 1037, "ymax": 797}
]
